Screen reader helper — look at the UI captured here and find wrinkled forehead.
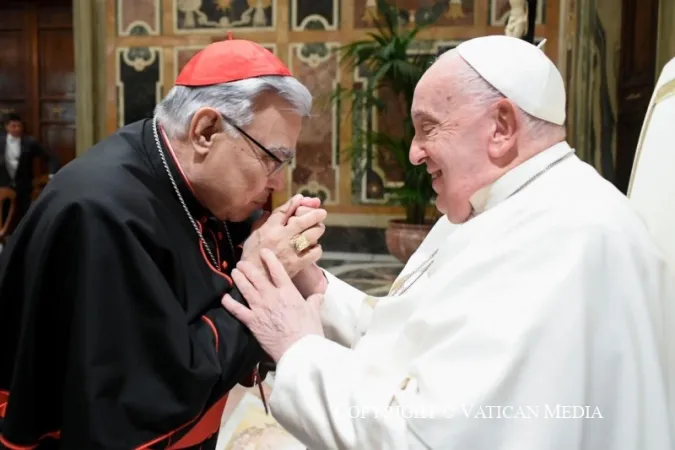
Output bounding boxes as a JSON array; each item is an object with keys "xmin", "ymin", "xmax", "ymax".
[{"xmin": 412, "ymin": 68, "xmax": 463, "ymax": 122}]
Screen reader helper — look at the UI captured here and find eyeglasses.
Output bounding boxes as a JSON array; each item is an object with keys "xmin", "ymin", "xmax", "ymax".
[{"xmin": 220, "ymin": 114, "xmax": 292, "ymax": 175}]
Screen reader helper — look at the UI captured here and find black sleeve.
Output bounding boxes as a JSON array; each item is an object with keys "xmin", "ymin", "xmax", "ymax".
[{"xmin": 0, "ymin": 200, "xmax": 261, "ymax": 449}]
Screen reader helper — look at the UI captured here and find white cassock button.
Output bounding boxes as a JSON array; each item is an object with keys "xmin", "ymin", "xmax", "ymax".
[
  {"xmin": 390, "ymin": 376, "xmax": 419, "ymax": 406},
  {"xmin": 400, "ymin": 376, "xmax": 418, "ymax": 393}
]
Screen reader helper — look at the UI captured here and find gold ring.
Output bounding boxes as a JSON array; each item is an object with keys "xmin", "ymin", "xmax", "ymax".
[{"xmin": 290, "ymin": 234, "xmax": 311, "ymax": 253}]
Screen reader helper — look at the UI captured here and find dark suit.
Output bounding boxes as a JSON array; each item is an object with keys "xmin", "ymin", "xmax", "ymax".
[{"xmin": 0, "ymin": 134, "xmax": 60, "ymax": 226}]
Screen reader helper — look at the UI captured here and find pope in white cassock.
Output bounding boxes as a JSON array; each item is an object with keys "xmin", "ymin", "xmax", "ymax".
[{"xmin": 222, "ymin": 36, "xmax": 675, "ymax": 449}]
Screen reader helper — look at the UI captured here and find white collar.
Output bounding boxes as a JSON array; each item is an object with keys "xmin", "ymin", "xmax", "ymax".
[
  {"xmin": 6, "ymin": 134, "xmax": 20, "ymax": 144},
  {"xmin": 469, "ymin": 141, "xmax": 574, "ymax": 214}
]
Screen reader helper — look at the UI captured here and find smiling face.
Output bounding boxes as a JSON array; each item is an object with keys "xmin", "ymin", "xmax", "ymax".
[
  {"xmin": 184, "ymin": 92, "xmax": 301, "ymax": 222},
  {"xmin": 409, "ymin": 53, "xmax": 521, "ymax": 223}
]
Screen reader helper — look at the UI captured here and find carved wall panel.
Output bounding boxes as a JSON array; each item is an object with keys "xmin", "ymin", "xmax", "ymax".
[
  {"xmin": 116, "ymin": 47, "xmax": 163, "ymax": 127},
  {"xmin": 174, "ymin": 0, "xmax": 275, "ymax": 33},
  {"xmin": 107, "ymin": 0, "xmax": 562, "ymax": 220},
  {"xmin": 355, "ymin": 0, "xmax": 474, "ymax": 28},
  {"xmin": 291, "ymin": 0, "xmax": 339, "ymax": 31},
  {"xmin": 288, "ymin": 42, "xmax": 340, "ymax": 204},
  {"xmin": 117, "ymin": 0, "xmax": 161, "ymax": 35}
]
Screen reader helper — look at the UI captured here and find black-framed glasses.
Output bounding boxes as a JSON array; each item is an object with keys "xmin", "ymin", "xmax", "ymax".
[{"xmin": 220, "ymin": 114, "xmax": 292, "ymax": 175}]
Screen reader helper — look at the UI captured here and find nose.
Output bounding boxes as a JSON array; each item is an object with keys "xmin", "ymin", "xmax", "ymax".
[
  {"xmin": 266, "ymin": 169, "xmax": 286, "ymax": 192},
  {"xmin": 409, "ymin": 140, "xmax": 427, "ymax": 166}
]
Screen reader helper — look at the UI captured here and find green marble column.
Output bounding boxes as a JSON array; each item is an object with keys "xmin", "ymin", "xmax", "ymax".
[
  {"xmin": 570, "ymin": 0, "xmax": 623, "ymax": 182},
  {"xmin": 73, "ymin": 0, "xmax": 108, "ymax": 156},
  {"xmin": 656, "ymin": 0, "xmax": 675, "ymax": 76}
]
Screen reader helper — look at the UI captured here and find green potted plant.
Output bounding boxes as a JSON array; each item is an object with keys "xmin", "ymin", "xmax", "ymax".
[{"xmin": 332, "ymin": 0, "xmax": 440, "ymax": 262}]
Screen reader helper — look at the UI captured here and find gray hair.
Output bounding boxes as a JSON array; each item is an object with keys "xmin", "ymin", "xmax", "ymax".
[
  {"xmin": 444, "ymin": 51, "xmax": 565, "ymax": 139},
  {"xmin": 154, "ymin": 76, "xmax": 313, "ymax": 140}
]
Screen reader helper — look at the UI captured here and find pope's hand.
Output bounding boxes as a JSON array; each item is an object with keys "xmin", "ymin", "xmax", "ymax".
[
  {"xmin": 222, "ymin": 248, "xmax": 324, "ymax": 363},
  {"xmin": 241, "ymin": 195, "xmax": 326, "ymax": 278}
]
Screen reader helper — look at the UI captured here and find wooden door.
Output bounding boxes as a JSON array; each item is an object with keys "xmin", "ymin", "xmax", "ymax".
[
  {"xmin": 615, "ymin": 0, "xmax": 660, "ymax": 193},
  {"xmin": 0, "ymin": 0, "xmax": 75, "ymax": 185}
]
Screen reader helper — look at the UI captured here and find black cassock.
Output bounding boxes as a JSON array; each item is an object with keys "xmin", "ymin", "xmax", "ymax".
[{"xmin": 0, "ymin": 119, "xmax": 266, "ymax": 449}]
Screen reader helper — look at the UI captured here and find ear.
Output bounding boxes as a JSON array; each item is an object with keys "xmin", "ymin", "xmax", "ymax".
[
  {"xmin": 189, "ymin": 107, "xmax": 222, "ymax": 156},
  {"xmin": 487, "ymin": 99, "xmax": 518, "ymax": 160}
]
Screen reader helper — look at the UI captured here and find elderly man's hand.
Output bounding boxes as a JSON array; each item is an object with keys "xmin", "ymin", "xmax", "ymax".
[
  {"xmin": 222, "ymin": 249, "xmax": 324, "ymax": 362},
  {"xmin": 241, "ymin": 195, "xmax": 326, "ymax": 279},
  {"xmin": 288, "ymin": 204, "xmax": 329, "ymax": 298}
]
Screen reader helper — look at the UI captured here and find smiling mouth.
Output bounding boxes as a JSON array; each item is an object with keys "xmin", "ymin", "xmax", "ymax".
[{"xmin": 430, "ymin": 170, "xmax": 442, "ymax": 180}]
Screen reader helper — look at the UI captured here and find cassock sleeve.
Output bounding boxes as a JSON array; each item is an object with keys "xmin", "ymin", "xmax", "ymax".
[
  {"xmin": 319, "ymin": 270, "xmax": 373, "ymax": 348},
  {"xmin": 28, "ymin": 201, "xmax": 260, "ymax": 448},
  {"xmin": 268, "ymin": 216, "xmax": 654, "ymax": 449}
]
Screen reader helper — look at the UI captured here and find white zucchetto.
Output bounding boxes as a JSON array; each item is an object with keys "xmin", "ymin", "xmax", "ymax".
[{"xmin": 456, "ymin": 35, "xmax": 566, "ymax": 125}]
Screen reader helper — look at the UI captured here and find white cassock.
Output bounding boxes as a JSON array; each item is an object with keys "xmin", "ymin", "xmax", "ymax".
[{"xmin": 267, "ymin": 140, "xmax": 675, "ymax": 449}]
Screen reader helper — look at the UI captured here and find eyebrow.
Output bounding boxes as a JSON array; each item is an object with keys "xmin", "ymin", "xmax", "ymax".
[{"xmin": 411, "ymin": 110, "xmax": 438, "ymax": 123}]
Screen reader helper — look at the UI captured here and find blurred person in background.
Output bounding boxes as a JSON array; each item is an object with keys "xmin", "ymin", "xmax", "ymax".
[{"xmin": 0, "ymin": 112, "xmax": 59, "ymax": 227}]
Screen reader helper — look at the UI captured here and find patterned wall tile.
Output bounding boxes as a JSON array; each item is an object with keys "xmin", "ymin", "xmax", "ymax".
[
  {"xmin": 287, "ymin": 42, "xmax": 340, "ymax": 205},
  {"xmin": 116, "ymin": 47, "xmax": 163, "ymax": 127},
  {"xmin": 174, "ymin": 0, "xmax": 275, "ymax": 33},
  {"xmin": 488, "ymin": 0, "xmax": 545, "ymax": 26},
  {"xmin": 116, "ymin": 0, "xmax": 161, "ymax": 36},
  {"xmin": 355, "ymin": 0, "xmax": 474, "ymax": 29},
  {"xmin": 291, "ymin": 0, "xmax": 339, "ymax": 31}
]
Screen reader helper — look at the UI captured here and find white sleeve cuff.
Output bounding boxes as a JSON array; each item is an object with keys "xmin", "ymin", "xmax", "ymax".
[
  {"xmin": 268, "ymin": 335, "xmax": 352, "ymax": 441},
  {"xmin": 268, "ymin": 334, "xmax": 407, "ymax": 449},
  {"xmin": 319, "ymin": 270, "xmax": 373, "ymax": 348}
]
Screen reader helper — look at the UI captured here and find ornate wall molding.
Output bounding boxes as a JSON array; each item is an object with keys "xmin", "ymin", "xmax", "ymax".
[
  {"xmin": 97, "ymin": 0, "xmax": 563, "ymax": 221},
  {"xmin": 656, "ymin": 0, "xmax": 675, "ymax": 76},
  {"xmin": 115, "ymin": 47, "xmax": 163, "ymax": 127},
  {"xmin": 117, "ymin": 0, "xmax": 161, "ymax": 36},
  {"xmin": 174, "ymin": 0, "xmax": 276, "ymax": 34}
]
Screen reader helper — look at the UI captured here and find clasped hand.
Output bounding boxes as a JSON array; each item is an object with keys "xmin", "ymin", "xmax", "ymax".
[
  {"xmin": 223, "ymin": 194, "xmax": 328, "ymax": 362},
  {"xmin": 240, "ymin": 194, "xmax": 325, "ymax": 279},
  {"xmin": 223, "ymin": 248, "xmax": 325, "ymax": 363}
]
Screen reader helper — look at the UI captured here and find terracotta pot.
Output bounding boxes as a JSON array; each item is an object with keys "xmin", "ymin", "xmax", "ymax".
[{"xmin": 385, "ymin": 219, "xmax": 434, "ymax": 263}]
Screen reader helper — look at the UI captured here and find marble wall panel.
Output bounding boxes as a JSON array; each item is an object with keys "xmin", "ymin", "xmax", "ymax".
[
  {"xmin": 117, "ymin": 0, "xmax": 161, "ymax": 36},
  {"xmin": 287, "ymin": 42, "xmax": 340, "ymax": 205},
  {"xmin": 291, "ymin": 0, "xmax": 339, "ymax": 30},
  {"xmin": 355, "ymin": 0, "xmax": 474, "ymax": 29},
  {"xmin": 116, "ymin": 47, "xmax": 163, "ymax": 127},
  {"xmin": 174, "ymin": 0, "xmax": 275, "ymax": 33},
  {"xmin": 321, "ymin": 225, "xmax": 389, "ymax": 254}
]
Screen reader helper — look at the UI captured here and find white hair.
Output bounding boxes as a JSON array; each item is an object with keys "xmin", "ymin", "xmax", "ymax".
[
  {"xmin": 442, "ymin": 50, "xmax": 565, "ymax": 140},
  {"xmin": 154, "ymin": 76, "xmax": 312, "ymax": 139}
]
